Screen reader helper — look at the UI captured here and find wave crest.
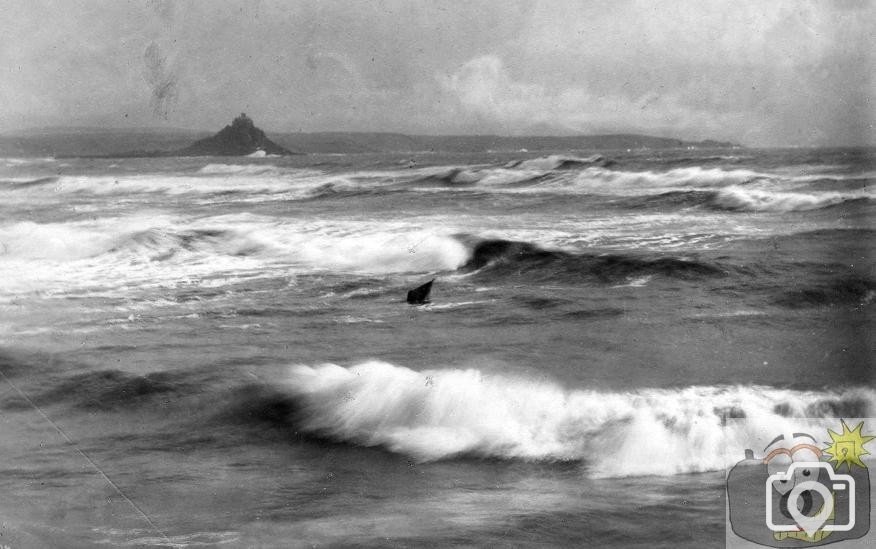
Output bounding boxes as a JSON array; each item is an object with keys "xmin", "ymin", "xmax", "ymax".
[
  {"xmin": 197, "ymin": 163, "xmax": 281, "ymax": 175},
  {"xmin": 711, "ymin": 186, "xmax": 870, "ymax": 212},
  {"xmin": 461, "ymin": 238, "xmax": 725, "ymax": 282},
  {"xmin": 281, "ymin": 361, "xmax": 876, "ymax": 476},
  {"xmin": 503, "ymin": 154, "xmax": 611, "ymax": 171}
]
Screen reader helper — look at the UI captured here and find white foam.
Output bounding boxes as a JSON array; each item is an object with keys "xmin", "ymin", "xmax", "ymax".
[
  {"xmin": 713, "ymin": 186, "xmax": 869, "ymax": 212},
  {"xmin": 198, "ymin": 163, "xmax": 281, "ymax": 175},
  {"xmin": 61, "ymin": 174, "xmax": 292, "ymax": 196},
  {"xmin": 611, "ymin": 275, "xmax": 653, "ymax": 288},
  {"xmin": 413, "ymin": 166, "xmax": 772, "ymax": 197},
  {"xmin": 563, "ymin": 166, "xmax": 768, "ymax": 195},
  {"xmin": 262, "ymin": 221, "xmax": 470, "ymax": 274},
  {"xmin": 284, "ymin": 361, "xmax": 876, "ymax": 477},
  {"xmin": 6, "ymin": 162, "xmax": 870, "ymax": 207},
  {"xmin": 0, "ymin": 214, "xmax": 470, "ymax": 296},
  {"xmin": 430, "ymin": 167, "xmax": 546, "ymax": 187},
  {"xmin": 4, "ymin": 168, "xmax": 329, "ymax": 198},
  {"xmin": 1, "ymin": 157, "xmax": 55, "ymax": 165},
  {"xmin": 505, "ymin": 154, "xmax": 605, "ymax": 171},
  {"xmin": 0, "ymin": 219, "xmax": 121, "ymax": 261}
]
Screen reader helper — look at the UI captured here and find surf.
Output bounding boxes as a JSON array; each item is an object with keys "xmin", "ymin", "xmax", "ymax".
[
  {"xmin": 710, "ymin": 186, "xmax": 871, "ymax": 212},
  {"xmin": 458, "ymin": 238, "xmax": 727, "ymax": 283},
  {"xmin": 278, "ymin": 361, "xmax": 876, "ymax": 476}
]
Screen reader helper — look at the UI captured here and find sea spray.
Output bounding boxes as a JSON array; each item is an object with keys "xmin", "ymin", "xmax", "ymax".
[{"xmin": 283, "ymin": 361, "xmax": 876, "ymax": 476}]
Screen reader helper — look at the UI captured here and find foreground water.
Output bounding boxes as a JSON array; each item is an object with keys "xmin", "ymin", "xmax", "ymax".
[{"xmin": 0, "ymin": 148, "xmax": 873, "ymax": 547}]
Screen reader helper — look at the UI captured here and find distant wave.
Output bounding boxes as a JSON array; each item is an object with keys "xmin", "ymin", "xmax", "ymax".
[
  {"xmin": 0, "ymin": 168, "xmax": 416, "ymax": 203},
  {"xmin": 303, "ymin": 180, "xmax": 396, "ymax": 200},
  {"xmin": 0, "ymin": 215, "xmax": 732, "ymax": 296},
  {"xmin": 408, "ymin": 165, "xmax": 775, "ymax": 196},
  {"xmin": 1, "ymin": 157, "xmax": 55, "ymax": 166},
  {"xmin": 197, "ymin": 163, "xmax": 283, "ymax": 175},
  {"xmin": 408, "ymin": 155, "xmax": 611, "ymax": 189},
  {"xmin": 30, "ymin": 174, "xmax": 295, "ymax": 196},
  {"xmin": 278, "ymin": 361, "xmax": 876, "ymax": 476},
  {"xmin": 570, "ymin": 166, "xmax": 770, "ymax": 189},
  {"xmin": 6, "ymin": 160, "xmax": 870, "ymax": 209},
  {"xmin": 413, "ymin": 166, "xmax": 550, "ymax": 188},
  {"xmin": 602, "ymin": 190, "xmax": 710, "ymax": 210},
  {"xmin": 710, "ymin": 186, "xmax": 871, "ymax": 212},
  {"xmin": 606, "ymin": 187, "xmax": 872, "ymax": 213},
  {"xmin": 459, "ymin": 238, "xmax": 727, "ymax": 282},
  {"xmin": 647, "ymin": 154, "xmax": 750, "ymax": 164},
  {"xmin": 0, "ymin": 176, "xmax": 59, "ymax": 188},
  {"xmin": 24, "ymin": 172, "xmax": 864, "ymax": 213},
  {"xmin": 407, "ymin": 163, "xmax": 876, "ymax": 205},
  {"xmin": 503, "ymin": 154, "xmax": 611, "ymax": 171}
]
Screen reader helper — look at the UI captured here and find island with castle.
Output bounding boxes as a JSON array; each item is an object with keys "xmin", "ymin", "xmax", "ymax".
[{"xmin": 176, "ymin": 113, "xmax": 294, "ymax": 156}]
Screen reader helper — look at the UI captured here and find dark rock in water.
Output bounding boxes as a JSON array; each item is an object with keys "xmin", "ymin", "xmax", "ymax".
[
  {"xmin": 177, "ymin": 113, "xmax": 297, "ymax": 156},
  {"xmin": 406, "ymin": 279, "xmax": 434, "ymax": 304}
]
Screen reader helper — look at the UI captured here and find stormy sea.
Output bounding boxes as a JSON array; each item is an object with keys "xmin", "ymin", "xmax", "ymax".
[{"xmin": 0, "ymin": 147, "xmax": 873, "ymax": 547}]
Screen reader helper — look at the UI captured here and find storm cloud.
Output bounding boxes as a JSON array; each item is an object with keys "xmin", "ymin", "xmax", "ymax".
[{"xmin": 1, "ymin": 0, "xmax": 872, "ymax": 146}]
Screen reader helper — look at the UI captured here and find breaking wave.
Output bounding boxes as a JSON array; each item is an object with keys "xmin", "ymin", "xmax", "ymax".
[
  {"xmin": 4, "ymin": 158, "xmax": 871, "ymax": 209},
  {"xmin": 606, "ymin": 187, "xmax": 872, "ymax": 212},
  {"xmin": 18, "ymin": 359, "xmax": 874, "ymax": 478},
  {"xmin": 570, "ymin": 166, "xmax": 770, "ymax": 190},
  {"xmin": 459, "ymin": 238, "xmax": 726, "ymax": 282},
  {"xmin": 502, "ymin": 154, "xmax": 611, "ymax": 171},
  {"xmin": 414, "ymin": 166, "xmax": 549, "ymax": 188},
  {"xmin": 0, "ymin": 213, "xmax": 736, "ymax": 296},
  {"xmin": 280, "ymin": 361, "xmax": 876, "ymax": 476},
  {"xmin": 0, "ymin": 215, "xmax": 471, "ymax": 294},
  {"xmin": 0, "ymin": 215, "xmax": 467, "ymax": 269},
  {"xmin": 404, "ymin": 164, "xmax": 859, "ymax": 204},
  {"xmin": 30, "ymin": 174, "xmax": 296, "ymax": 196},
  {"xmin": 710, "ymin": 186, "xmax": 871, "ymax": 212},
  {"xmin": 109, "ymin": 227, "xmax": 266, "ymax": 261},
  {"xmin": 412, "ymin": 165, "xmax": 771, "ymax": 195},
  {"xmin": 197, "ymin": 163, "xmax": 284, "ymax": 175},
  {"xmin": 2, "ymin": 168, "xmax": 328, "ymax": 197}
]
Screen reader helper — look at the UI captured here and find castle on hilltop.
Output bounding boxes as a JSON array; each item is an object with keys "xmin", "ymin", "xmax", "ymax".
[
  {"xmin": 177, "ymin": 113, "xmax": 294, "ymax": 156},
  {"xmin": 232, "ymin": 113, "xmax": 254, "ymax": 128}
]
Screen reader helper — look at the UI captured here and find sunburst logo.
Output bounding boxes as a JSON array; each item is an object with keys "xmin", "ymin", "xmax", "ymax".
[{"xmin": 823, "ymin": 420, "xmax": 875, "ymax": 472}]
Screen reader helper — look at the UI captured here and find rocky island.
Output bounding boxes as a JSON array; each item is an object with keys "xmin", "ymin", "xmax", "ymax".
[{"xmin": 177, "ymin": 113, "xmax": 295, "ymax": 156}]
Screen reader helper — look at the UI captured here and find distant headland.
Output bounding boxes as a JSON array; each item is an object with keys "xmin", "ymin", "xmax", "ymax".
[{"xmin": 0, "ymin": 116, "xmax": 742, "ymax": 158}]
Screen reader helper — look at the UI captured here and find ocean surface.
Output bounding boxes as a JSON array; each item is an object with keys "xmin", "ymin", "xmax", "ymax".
[{"xmin": 0, "ymin": 148, "xmax": 874, "ymax": 547}]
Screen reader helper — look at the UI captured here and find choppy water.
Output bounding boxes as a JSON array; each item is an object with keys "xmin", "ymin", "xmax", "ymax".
[{"xmin": 0, "ymin": 148, "xmax": 874, "ymax": 547}]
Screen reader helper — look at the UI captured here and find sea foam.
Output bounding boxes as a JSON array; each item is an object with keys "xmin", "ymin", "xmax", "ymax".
[
  {"xmin": 0, "ymin": 215, "xmax": 471, "ymax": 296},
  {"xmin": 284, "ymin": 361, "xmax": 875, "ymax": 477},
  {"xmin": 712, "ymin": 186, "xmax": 870, "ymax": 212}
]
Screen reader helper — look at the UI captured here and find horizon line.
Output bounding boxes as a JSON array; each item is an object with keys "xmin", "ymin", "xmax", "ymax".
[{"xmin": 2, "ymin": 124, "xmax": 739, "ymax": 143}]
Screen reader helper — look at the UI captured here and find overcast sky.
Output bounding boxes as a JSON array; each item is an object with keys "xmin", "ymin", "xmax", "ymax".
[{"xmin": 1, "ymin": 0, "xmax": 873, "ymax": 146}]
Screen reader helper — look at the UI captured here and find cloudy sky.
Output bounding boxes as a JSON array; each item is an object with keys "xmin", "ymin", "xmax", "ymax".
[{"xmin": 1, "ymin": 0, "xmax": 873, "ymax": 146}]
